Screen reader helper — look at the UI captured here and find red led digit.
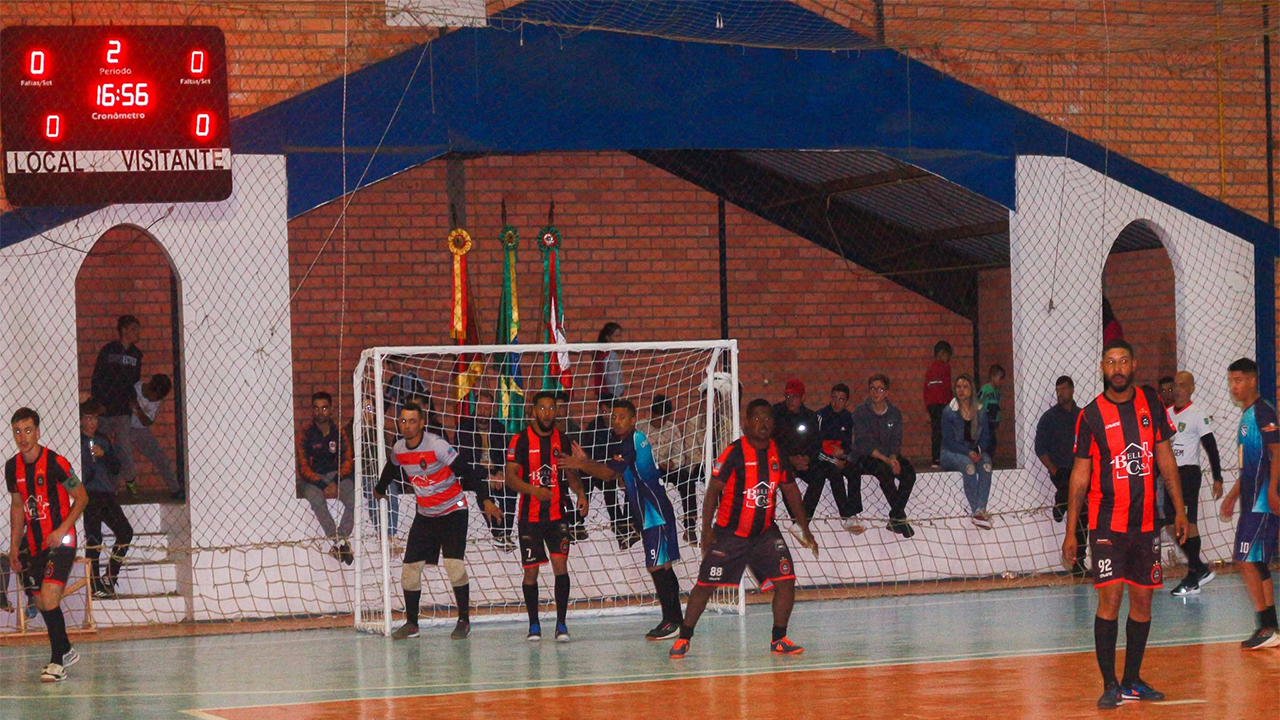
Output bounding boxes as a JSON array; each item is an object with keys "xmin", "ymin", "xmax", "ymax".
[
  {"xmin": 45, "ymin": 114, "xmax": 61, "ymax": 140},
  {"xmin": 194, "ymin": 113, "xmax": 211, "ymax": 138},
  {"xmin": 29, "ymin": 50, "xmax": 46, "ymax": 76},
  {"xmin": 190, "ymin": 50, "xmax": 205, "ymax": 75}
]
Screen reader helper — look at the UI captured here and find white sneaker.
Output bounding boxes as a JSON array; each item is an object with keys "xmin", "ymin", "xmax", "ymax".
[
  {"xmin": 61, "ymin": 647, "xmax": 79, "ymax": 668},
  {"xmin": 40, "ymin": 663, "xmax": 67, "ymax": 682},
  {"xmin": 1263, "ymin": 631, "xmax": 1280, "ymax": 649},
  {"xmin": 841, "ymin": 518, "xmax": 866, "ymax": 534},
  {"xmin": 1197, "ymin": 570, "xmax": 1216, "ymax": 588}
]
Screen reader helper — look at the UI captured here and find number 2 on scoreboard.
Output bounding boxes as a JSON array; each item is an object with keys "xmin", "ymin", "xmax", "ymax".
[{"xmin": 106, "ymin": 39, "xmax": 121, "ymax": 64}]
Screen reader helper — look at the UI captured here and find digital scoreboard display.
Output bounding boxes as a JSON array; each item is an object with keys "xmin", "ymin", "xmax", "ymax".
[{"xmin": 1, "ymin": 26, "xmax": 232, "ymax": 207}]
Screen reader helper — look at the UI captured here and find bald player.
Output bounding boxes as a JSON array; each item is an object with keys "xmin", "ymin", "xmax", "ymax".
[{"xmin": 1164, "ymin": 371, "xmax": 1224, "ymax": 597}]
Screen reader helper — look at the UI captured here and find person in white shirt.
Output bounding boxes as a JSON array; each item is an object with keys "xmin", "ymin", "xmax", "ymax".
[
  {"xmin": 1165, "ymin": 371, "xmax": 1224, "ymax": 597},
  {"xmin": 119, "ymin": 373, "xmax": 182, "ymax": 501},
  {"xmin": 637, "ymin": 394, "xmax": 701, "ymax": 545}
]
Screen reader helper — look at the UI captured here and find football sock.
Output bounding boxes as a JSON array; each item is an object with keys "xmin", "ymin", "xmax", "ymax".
[
  {"xmin": 1094, "ymin": 616, "xmax": 1118, "ymax": 685},
  {"xmin": 453, "ymin": 583, "xmax": 470, "ymax": 621},
  {"xmin": 403, "ymin": 590, "xmax": 421, "ymax": 626},
  {"xmin": 772, "ymin": 625, "xmax": 787, "ymax": 642},
  {"xmin": 554, "ymin": 573, "xmax": 570, "ymax": 626},
  {"xmin": 41, "ymin": 608, "xmax": 70, "ymax": 664},
  {"xmin": 522, "ymin": 583, "xmax": 539, "ymax": 626},
  {"xmin": 1121, "ymin": 618, "xmax": 1150, "ymax": 685}
]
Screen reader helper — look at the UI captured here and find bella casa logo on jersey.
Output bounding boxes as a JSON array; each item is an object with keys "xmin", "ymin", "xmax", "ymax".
[
  {"xmin": 1111, "ymin": 442, "xmax": 1153, "ymax": 480},
  {"xmin": 745, "ymin": 481, "xmax": 772, "ymax": 508}
]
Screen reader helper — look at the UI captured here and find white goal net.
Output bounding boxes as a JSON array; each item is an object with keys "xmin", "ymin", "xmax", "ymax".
[{"xmin": 352, "ymin": 340, "xmax": 741, "ymax": 634}]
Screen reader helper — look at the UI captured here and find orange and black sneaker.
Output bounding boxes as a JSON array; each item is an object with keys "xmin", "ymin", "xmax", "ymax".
[
  {"xmin": 770, "ymin": 637, "xmax": 804, "ymax": 655},
  {"xmin": 669, "ymin": 638, "xmax": 690, "ymax": 659}
]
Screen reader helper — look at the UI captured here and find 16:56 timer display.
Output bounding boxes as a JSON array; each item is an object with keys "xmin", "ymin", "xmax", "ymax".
[{"xmin": 0, "ymin": 26, "xmax": 232, "ymax": 206}]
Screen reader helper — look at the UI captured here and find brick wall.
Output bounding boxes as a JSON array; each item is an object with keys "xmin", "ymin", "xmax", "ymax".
[
  {"xmin": 287, "ymin": 151, "xmax": 975, "ymax": 462},
  {"xmin": 807, "ymin": 0, "xmax": 1274, "ymax": 222},
  {"xmin": 1103, "ymin": 247, "xmax": 1178, "ymax": 386},
  {"xmin": 976, "ymin": 268, "xmax": 1014, "ymax": 463},
  {"xmin": 75, "ymin": 226, "xmax": 180, "ymax": 497}
]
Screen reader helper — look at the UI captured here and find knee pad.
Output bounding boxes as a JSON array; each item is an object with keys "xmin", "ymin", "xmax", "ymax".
[
  {"xmin": 1256, "ymin": 561, "xmax": 1272, "ymax": 582},
  {"xmin": 444, "ymin": 558, "xmax": 468, "ymax": 587},
  {"xmin": 401, "ymin": 561, "xmax": 426, "ymax": 591}
]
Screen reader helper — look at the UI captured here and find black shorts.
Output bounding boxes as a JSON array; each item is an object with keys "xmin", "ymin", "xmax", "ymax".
[
  {"xmin": 518, "ymin": 520, "xmax": 571, "ymax": 568},
  {"xmin": 403, "ymin": 510, "xmax": 468, "ymax": 565},
  {"xmin": 1090, "ymin": 527, "xmax": 1163, "ymax": 589},
  {"xmin": 696, "ymin": 524, "xmax": 795, "ymax": 590},
  {"xmin": 19, "ymin": 546, "xmax": 77, "ymax": 591},
  {"xmin": 1161, "ymin": 465, "xmax": 1203, "ymax": 526}
]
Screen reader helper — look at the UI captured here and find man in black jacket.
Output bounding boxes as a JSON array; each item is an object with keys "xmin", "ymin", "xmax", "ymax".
[
  {"xmin": 773, "ymin": 379, "xmax": 820, "ymax": 515},
  {"xmin": 1034, "ymin": 375, "xmax": 1086, "ymax": 575},
  {"xmin": 853, "ymin": 374, "xmax": 916, "ymax": 538},
  {"xmin": 808, "ymin": 384, "xmax": 863, "ymax": 533},
  {"xmin": 91, "ymin": 315, "xmax": 143, "ymax": 462}
]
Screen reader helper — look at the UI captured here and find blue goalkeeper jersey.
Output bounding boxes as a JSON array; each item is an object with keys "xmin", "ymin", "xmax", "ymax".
[
  {"xmin": 1237, "ymin": 399, "xmax": 1279, "ymax": 515},
  {"xmin": 607, "ymin": 429, "xmax": 676, "ymax": 531}
]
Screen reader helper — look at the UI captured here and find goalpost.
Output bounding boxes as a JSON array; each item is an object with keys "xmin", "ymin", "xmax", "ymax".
[{"xmin": 352, "ymin": 340, "xmax": 742, "ymax": 635}]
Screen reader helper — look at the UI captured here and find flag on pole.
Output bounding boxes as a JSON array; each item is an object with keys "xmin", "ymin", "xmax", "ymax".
[
  {"xmin": 496, "ymin": 215, "xmax": 525, "ymax": 425},
  {"xmin": 448, "ymin": 224, "xmax": 483, "ymax": 415},
  {"xmin": 539, "ymin": 206, "xmax": 572, "ymax": 392}
]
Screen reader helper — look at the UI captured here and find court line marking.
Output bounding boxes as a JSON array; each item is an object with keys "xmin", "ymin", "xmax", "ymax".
[
  {"xmin": 168, "ymin": 636, "xmax": 1252, "ymax": 716},
  {"xmin": 1152, "ymin": 699, "xmax": 1209, "ymax": 706},
  {"xmin": 0, "ymin": 633, "xmax": 1249, "ymax": 703}
]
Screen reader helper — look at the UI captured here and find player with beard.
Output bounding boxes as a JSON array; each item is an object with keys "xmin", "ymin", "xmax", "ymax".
[
  {"xmin": 1064, "ymin": 339, "xmax": 1187, "ymax": 709},
  {"xmin": 505, "ymin": 392, "xmax": 588, "ymax": 642}
]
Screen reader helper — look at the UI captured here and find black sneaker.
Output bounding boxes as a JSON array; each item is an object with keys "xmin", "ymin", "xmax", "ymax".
[
  {"xmin": 92, "ymin": 579, "xmax": 116, "ymax": 600},
  {"xmin": 450, "ymin": 618, "xmax": 471, "ymax": 640},
  {"xmin": 898, "ymin": 521, "xmax": 915, "ymax": 539},
  {"xmin": 338, "ymin": 541, "xmax": 354, "ymax": 566},
  {"xmin": 1097, "ymin": 681, "xmax": 1123, "ymax": 710},
  {"xmin": 645, "ymin": 621, "xmax": 681, "ymax": 641},
  {"xmin": 1120, "ymin": 678, "xmax": 1165, "ymax": 701},
  {"xmin": 1170, "ymin": 576, "xmax": 1200, "ymax": 597},
  {"xmin": 1241, "ymin": 626, "xmax": 1280, "ymax": 650}
]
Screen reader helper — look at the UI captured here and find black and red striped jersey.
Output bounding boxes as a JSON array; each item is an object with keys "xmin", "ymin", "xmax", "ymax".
[
  {"xmin": 5, "ymin": 448, "xmax": 81, "ymax": 552},
  {"xmin": 1073, "ymin": 386, "xmax": 1174, "ymax": 533},
  {"xmin": 711, "ymin": 438, "xmax": 793, "ymax": 538},
  {"xmin": 506, "ymin": 426, "xmax": 567, "ymax": 524}
]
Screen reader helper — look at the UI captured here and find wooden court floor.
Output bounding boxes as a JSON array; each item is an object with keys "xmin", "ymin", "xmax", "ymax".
[{"xmin": 1, "ymin": 575, "xmax": 1276, "ymax": 719}]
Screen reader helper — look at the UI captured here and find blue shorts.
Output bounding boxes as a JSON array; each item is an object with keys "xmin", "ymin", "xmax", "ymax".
[
  {"xmin": 1233, "ymin": 512, "xmax": 1279, "ymax": 563},
  {"xmin": 640, "ymin": 521, "xmax": 680, "ymax": 569}
]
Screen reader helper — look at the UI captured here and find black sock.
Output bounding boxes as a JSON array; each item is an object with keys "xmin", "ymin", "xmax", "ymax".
[
  {"xmin": 41, "ymin": 607, "xmax": 70, "ymax": 664},
  {"xmin": 1094, "ymin": 616, "xmax": 1118, "ymax": 685},
  {"xmin": 1259, "ymin": 605, "xmax": 1278, "ymax": 630},
  {"xmin": 453, "ymin": 583, "xmax": 470, "ymax": 621},
  {"xmin": 652, "ymin": 569, "xmax": 682, "ymax": 624},
  {"xmin": 772, "ymin": 625, "xmax": 787, "ymax": 642},
  {"xmin": 522, "ymin": 583, "xmax": 539, "ymax": 626},
  {"xmin": 1122, "ymin": 618, "xmax": 1151, "ymax": 685},
  {"xmin": 404, "ymin": 589, "xmax": 421, "ymax": 626},
  {"xmin": 108, "ymin": 549, "xmax": 126, "ymax": 585},
  {"xmin": 679, "ymin": 623, "xmax": 694, "ymax": 640},
  {"xmin": 554, "ymin": 573, "xmax": 570, "ymax": 626},
  {"xmin": 1182, "ymin": 536, "xmax": 1205, "ymax": 574}
]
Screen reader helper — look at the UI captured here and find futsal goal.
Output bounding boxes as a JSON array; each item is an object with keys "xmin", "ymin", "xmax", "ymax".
[{"xmin": 352, "ymin": 340, "xmax": 743, "ymax": 635}]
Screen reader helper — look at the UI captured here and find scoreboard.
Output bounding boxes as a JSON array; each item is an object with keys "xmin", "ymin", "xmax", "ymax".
[{"xmin": 0, "ymin": 26, "xmax": 232, "ymax": 207}]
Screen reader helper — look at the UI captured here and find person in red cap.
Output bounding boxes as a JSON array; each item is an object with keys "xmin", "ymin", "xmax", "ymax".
[{"xmin": 773, "ymin": 379, "xmax": 821, "ymax": 508}]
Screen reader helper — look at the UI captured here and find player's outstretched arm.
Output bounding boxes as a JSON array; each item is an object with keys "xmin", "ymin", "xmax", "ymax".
[
  {"xmin": 8, "ymin": 492, "xmax": 24, "ymax": 572},
  {"xmin": 779, "ymin": 482, "xmax": 818, "ymax": 557},
  {"xmin": 561, "ymin": 442, "xmax": 618, "ymax": 482},
  {"xmin": 373, "ymin": 459, "xmax": 399, "ymax": 499},
  {"xmin": 566, "ymin": 468, "xmax": 588, "ymax": 516},
  {"xmin": 1155, "ymin": 440, "xmax": 1188, "ymax": 540},
  {"xmin": 49, "ymin": 481, "xmax": 89, "ymax": 549},
  {"xmin": 700, "ymin": 477, "xmax": 725, "ymax": 557},
  {"xmin": 1061, "ymin": 457, "xmax": 1091, "ymax": 569}
]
